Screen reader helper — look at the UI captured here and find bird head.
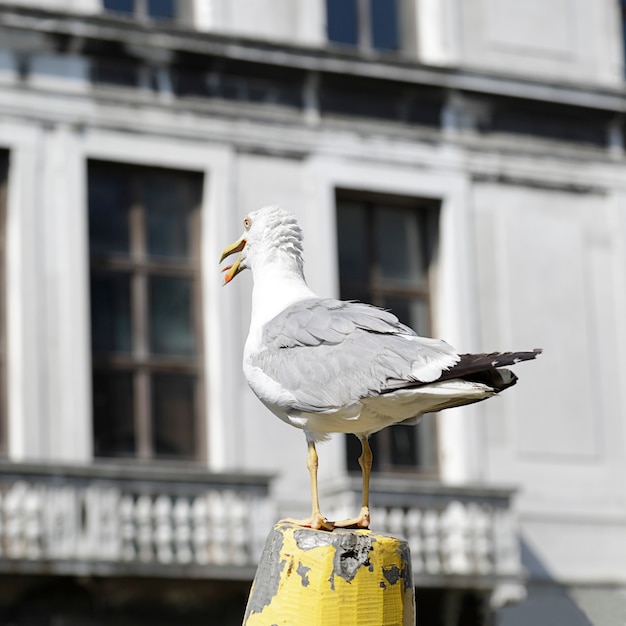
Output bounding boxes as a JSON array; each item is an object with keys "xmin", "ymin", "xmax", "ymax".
[
  {"xmin": 220, "ymin": 206, "xmax": 303, "ymax": 285},
  {"xmin": 220, "ymin": 205, "xmax": 304, "ymax": 285}
]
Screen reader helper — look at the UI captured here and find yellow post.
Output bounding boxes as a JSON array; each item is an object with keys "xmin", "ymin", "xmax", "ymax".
[{"xmin": 243, "ymin": 522, "xmax": 415, "ymax": 626}]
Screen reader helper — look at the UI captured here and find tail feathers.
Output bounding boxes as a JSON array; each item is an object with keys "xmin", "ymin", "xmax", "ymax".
[
  {"xmin": 391, "ymin": 349, "xmax": 541, "ymax": 425},
  {"xmin": 398, "ymin": 348, "xmax": 541, "ymax": 393},
  {"xmin": 439, "ymin": 349, "xmax": 541, "ymax": 390},
  {"xmin": 382, "ymin": 348, "xmax": 541, "ymax": 396}
]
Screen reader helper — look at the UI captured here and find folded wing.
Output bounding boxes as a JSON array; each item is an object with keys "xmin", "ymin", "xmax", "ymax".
[{"xmin": 251, "ymin": 298, "xmax": 460, "ymax": 412}]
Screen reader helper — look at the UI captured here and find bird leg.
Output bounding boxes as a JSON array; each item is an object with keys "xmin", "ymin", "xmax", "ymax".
[
  {"xmin": 280, "ymin": 439, "xmax": 334, "ymax": 531},
  {"xmin": 333, "ymin": 434, "xmax": 372, "ymax": 529}
]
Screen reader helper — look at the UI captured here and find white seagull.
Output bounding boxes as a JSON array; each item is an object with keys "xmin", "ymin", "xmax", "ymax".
[{"xmin": 220, "ymin": 205, "xmax": 540, "ymax": 531}]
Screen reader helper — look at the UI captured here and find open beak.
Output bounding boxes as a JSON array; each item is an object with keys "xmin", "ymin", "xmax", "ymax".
[{"xmin": 220, "ymin": 238, "xmax": 246, "ymax": 285}]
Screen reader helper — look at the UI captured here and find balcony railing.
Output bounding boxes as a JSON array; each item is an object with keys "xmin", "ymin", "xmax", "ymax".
[
  {"xmin": 325, "ymin": 476, "xmax": 525, "ymax": 606},
  {"xmin": 0, "ymin": 462, "xmax": 273, "ymax": 580}
]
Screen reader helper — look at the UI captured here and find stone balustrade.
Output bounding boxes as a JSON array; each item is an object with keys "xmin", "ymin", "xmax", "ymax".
[
  {"xmin": 325, "ymin": 476, "xmax": 525, "ymax": 606},
  {"xmin": 0, "ymin": 462, "xmax": 273, "ymax": 579}
]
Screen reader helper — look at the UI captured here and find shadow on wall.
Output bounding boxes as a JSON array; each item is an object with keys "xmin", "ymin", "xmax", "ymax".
[
  {"xmin": 497, "ymin": 538, "xmax": 593, "ymax": 626},
  {"xmin": 0, "ymin": 576, "xmax": 251, "ymax": 626}
]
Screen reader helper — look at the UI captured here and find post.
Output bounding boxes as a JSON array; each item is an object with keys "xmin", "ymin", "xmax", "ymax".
[{"xmin": 243, "ymin": 522, "xmax": 415, "ymax": 626}]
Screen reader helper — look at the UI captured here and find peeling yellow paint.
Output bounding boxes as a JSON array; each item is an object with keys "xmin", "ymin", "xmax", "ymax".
[{"xmin": 244, "ymin": 523, "xmax": 415, "ymax": 626}]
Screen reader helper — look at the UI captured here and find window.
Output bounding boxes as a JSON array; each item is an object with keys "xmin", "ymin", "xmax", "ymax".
[
  {"xmin": 88, "ymin": 161, "xmax": 204, "ymax": 461},
  {"xmin": 0, "ymin": 152, "xmax": 7, "ymax": 456},
  {"xmin": 103, "ymin": 0, "xmax": 177, "ymax": 21},
  {"xmin": 326, "ymin": 0, "xmax": 401, "ymax": 52},
  {"xmin": 336, "ymin": 191, "xmax": 440, "ymax": 474}
]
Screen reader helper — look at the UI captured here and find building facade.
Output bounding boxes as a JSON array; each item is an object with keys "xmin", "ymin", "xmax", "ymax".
[{"xmin": 0, "ymin": 0, "xmax": 625, "ymax": 624}]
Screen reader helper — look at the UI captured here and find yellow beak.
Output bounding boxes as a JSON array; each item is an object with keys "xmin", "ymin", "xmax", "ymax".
[{"xmin": 220, "ymin": 238, "xmax": 246, "ymax": 285}]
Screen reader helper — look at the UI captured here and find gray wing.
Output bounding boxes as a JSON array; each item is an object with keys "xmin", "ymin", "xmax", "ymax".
[{"xmin": 250, "ymin": 298, "xmax": 459, "ymax": 412}]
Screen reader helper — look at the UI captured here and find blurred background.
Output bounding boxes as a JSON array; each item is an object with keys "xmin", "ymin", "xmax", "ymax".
[{"xmin": 0, "ymin": 0, "xmax": 625, "ymax": 624}]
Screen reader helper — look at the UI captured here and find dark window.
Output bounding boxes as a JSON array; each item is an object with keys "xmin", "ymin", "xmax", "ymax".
[
  {"xmin": 88, "ymin": 161, "xmax": 203, "ymax": 461},
  {"xmin": 370, "ymin": 0, "xmax": 400, "ymax": 50},
  {"xmin": 326, "ymin": 0, "xmax": 400, "ymax": 52},
  {"xmin": 0, "ymin": 152, "xmax": 7, "ymax": 456},
  {"xmin": 487, "ymin": 97, "xmax": 608, "ymax": 146},
  {"xmin": 319, "ymin": 74, "xmax": 443, "ymax": 126},
  {"xmin": 103, "ymin": 0, "xmax": 134, "ymax": 14},
  {"xmin": 336, "ymin": 191, "xmax": 439, "ymax": 474},
  {"xmin": 103, "ymin": 0, "xmax": 176, "ymax": 21},
  {"xmin": 172, "ymin": 57, "xmax": 304, "ymax": 108},
  {"xmin": 327, "ymin": 0, "xmax": 359, "ymax": 46}
]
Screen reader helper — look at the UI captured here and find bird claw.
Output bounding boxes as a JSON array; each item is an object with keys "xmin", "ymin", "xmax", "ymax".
[
  {"xmin": 279, "ymin": 515, "xmax": 335, "ymax": 532},
  {"xmin": 279, "ymin": 506, "xmax": 371, "ymax": 531},
  {"xmin": 331, "ymin": 507, "xmax": 371, "ymax": 530}
]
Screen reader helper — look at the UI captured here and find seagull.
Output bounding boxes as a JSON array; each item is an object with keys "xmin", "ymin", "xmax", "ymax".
[{"xmin": 220, "ymin": 205, "xmax": 540, "ymax": 531}]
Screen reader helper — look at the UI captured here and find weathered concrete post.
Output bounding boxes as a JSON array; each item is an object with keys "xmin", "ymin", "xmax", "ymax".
[{"xmin": 243, "ymin": 522, "xmax": 415, "ymax": 625}]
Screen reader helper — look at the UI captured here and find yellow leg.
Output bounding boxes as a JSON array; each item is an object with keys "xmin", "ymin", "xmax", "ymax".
[
  {"xmin": 359, "ymin": 434, "xmax": 372, "ymax": 515},
  {"xmin": 334, "ymin": 435, "xmax": 372, "ymax": 529},
  {"xmin": 280, "ymin": 439, "xmax": 334, "ymax": 531}
]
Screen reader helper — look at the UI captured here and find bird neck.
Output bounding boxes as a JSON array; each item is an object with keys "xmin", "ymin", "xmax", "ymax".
[{"xmin": 249, "ymin": 256, "xmax": 316, "ymax": 330}]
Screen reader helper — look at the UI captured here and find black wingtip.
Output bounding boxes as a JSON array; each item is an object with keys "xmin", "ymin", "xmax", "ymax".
[
  {"xmin": 495, "ymin": 348, "xmax": 542, "ymax": 367},
  {"xmin": 438, "ymin": 348, "xmax": 541, "ymax": 386}
]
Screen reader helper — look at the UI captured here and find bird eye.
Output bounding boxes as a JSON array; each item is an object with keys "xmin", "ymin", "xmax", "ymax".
[{"xmin": 244, "ymin": 217, "xmax": 252, "ymax": 230}]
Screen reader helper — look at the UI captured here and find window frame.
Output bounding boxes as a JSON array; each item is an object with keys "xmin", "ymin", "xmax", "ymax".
[
  {"xmin": 88, "ymin": 160, "xmax": 205, "ymax": 463},
  {"xmin": 621, "ymin": 0, "xmax": 626, "ymax": 75},
  {"xmin": 336, "ymin": 189, "xmax": 441, "ymax": 476},
  {"xmin": 0, "ymin": 151, "xmax": 7, "ymax": 457}
]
